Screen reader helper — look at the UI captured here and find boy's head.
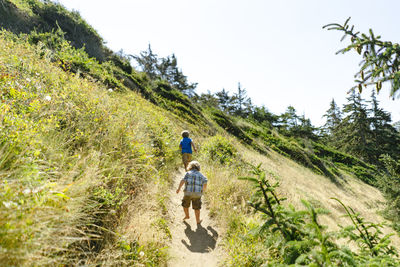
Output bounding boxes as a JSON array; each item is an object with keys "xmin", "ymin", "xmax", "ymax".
[
  {"xmin": 181, "ymin": 130, "xmax": 190, "ymax": 138},
  {"xmin": 187, "ymin": 161, "xmax": 200, "ymax": 171}
]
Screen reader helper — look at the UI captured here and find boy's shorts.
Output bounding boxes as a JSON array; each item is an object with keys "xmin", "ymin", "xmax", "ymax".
[
  {"xmin": 182, "ymin": 153, "xmax": 192, "ymax": 167},
  {"xmin": 182, "ymin": 193, "xmax": 202, "ymax": 210}
]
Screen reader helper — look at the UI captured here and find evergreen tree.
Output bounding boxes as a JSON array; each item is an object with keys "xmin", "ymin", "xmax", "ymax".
[
  {"xmin": 279, "ymin": 108, "xmax": 317, "ymax": 139},
  {"xmin": 157, "ymin": 54, "xmax": 175, "ymax": 81},
  {"xmin": 242, "ymin": 97, "xmax": 254, "ymax": 117},
  {"xmin": 278, "ymin": 106, "xmax": 304, "ymax": 136},
  {"xmin": 250, "ymin": 105, "xmax": 278, "ymax": 126},
  {"xmin": 132, "ymin": 47, "xmax": 197, "ymax": 97},
  {"xmin": 324, "ymin": 18, "xmax": 400, "ymax": 98},
  {"xmin": 279, "ymin": 106, "xmax": 299, "ymax": 131},
  {"xmin": 369, "ymin": 91, "xmax": 400, "ymax": 161},
  {"xmin": 215, "ymin": 88, "xmax": 235, "ymax": 113},
  {"xmin": 322, "ymin": 98, "xmax": 342, "ymax": 145},
  {"xmin": 296, "ymin": 115, "xmax": 318, "ymax": 140},
  {"xmin": 158, "ymin": 54, "xmax": 197, "ymax": 97},
  {"xmin": 394, "ymin": 121, "xmax": 400, "ymax": 132},
  {"xmin": 131, "ymin": 44, "xmax": 158, "ymax": 79},
  {"xmin": 338, "ymin": 90, "xmax": 373, "ymax": 162},
  {"xmin": 233, "ymin": 82, "xmax": 248, "ymax": 116},
  {"xmin": 194, "ymin": 91, "xmax": 219, "ymax": 108},
  {"xmin": 323, "ymin": 99, "xmax": 342, "ymax": 135}
]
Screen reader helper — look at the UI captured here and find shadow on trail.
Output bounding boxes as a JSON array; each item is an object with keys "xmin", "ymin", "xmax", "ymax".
[{"xmin": 181, "ymin": 221, "xmax": 218, "ymax": 253}]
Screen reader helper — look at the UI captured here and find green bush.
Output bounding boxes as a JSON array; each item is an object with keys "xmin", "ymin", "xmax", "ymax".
[{"xmin": 202, "ymin": 135, "xmax": 237, "ymax": 165}]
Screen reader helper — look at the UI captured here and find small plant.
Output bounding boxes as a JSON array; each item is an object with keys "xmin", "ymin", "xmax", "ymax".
[
  {"xmin": 238, "ymin": 164, "xmax": 399, "ymax": 266},
  {"xmin": 334, "ymin": 198, "xmax": 397, "ymax": 257}
]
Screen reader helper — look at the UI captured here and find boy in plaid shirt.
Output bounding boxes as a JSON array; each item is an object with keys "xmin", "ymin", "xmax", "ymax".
[{"xmin": 176, "ymin": 161, "xmax": 207, "ymax": 224}]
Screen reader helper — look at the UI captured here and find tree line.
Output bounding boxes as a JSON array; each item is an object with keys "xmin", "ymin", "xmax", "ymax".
[
  {"xmin": 131, "ymin": 41, "xmax": 400, "ymax": 167},
  {"xmin": 323, "ymin": 90, "xmax": 400, "ymax": 165},
  {"xmin": 129, "ymin": 45, "xmax": 197, "ymax": 97}
]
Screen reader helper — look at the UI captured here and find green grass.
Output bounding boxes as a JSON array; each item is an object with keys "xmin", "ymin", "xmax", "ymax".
[
  {"xmin": 5, "ymin": 0, "xmax": 105, "ymax": 60},
  {"xmin": 0, "ymin": 30, "xmax": 182, "ymax": 266}
]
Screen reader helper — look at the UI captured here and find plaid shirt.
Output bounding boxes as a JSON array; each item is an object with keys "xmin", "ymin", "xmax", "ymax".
[{"xmin": 183, "ymin": 170, "xmax": 208, "ymax": 193}]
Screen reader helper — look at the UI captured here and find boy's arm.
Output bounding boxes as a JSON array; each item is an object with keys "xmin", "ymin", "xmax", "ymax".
[
  {"xmin": 202, "ymin": 175, "xmax": 207, "ymax": 192},
  {"xmin": 202, "ymin": 183, "xmax": 207, "ymax": 192},
  {"xmin": 191, "ymin": 141, "xmax": 197, "ymax": 152},
  {"xmin": 176, "ymin": 180, "xmax": 185, "ymax": 194}
]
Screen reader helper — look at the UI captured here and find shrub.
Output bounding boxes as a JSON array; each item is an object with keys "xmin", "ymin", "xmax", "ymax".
[{"xmin": 202, "ymin": 135, "xmax": 237, "ymax": 165}]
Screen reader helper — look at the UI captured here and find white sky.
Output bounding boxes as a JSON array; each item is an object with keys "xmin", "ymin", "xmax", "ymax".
[{"xmin": 56, "ymin": 0, "xmax": 399, "ymax": 126}]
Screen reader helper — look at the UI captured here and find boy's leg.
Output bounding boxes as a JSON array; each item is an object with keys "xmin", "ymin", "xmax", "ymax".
[
  {"xmin": 182, "ymin": 153, "xmax": 187, "ymax": 170},
  {"xmin": 192, "ymin": 197, "xmax": 202, "ymax": 224},
  {"xmin": 183, "ymin": 207, "xmax": 190, "ymax": 220},
  {"xmin": 182, "ymin": 153, "xmax": 192, "ymax": 171},
  {"xmin": 186, "ymin": 154, "xmax": 192, "ymax": 171},
  {"xmin": 194, "ymin": 209, "xmax": 201, "ymax": 224},
  {"xmin": 182, "ymin": 195, "xmax": 191, "ymax": 220}
]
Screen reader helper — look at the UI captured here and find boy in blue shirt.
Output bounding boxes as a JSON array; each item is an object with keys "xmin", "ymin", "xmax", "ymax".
[{"xmin": 179, "ymin": 130, "xmax": 197, "ymax": 171}]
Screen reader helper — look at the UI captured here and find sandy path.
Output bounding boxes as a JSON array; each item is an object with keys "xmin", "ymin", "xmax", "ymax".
[{"xmin": 167, "ymin": 168, "xmax": 222, "ymax": 267}]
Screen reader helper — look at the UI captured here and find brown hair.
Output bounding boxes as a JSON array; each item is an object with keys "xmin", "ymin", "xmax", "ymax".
[
  {"xmin": 181, "ymin": 130, "xmax": 190, "ymax": 138},
  {"xmin": 187, "ymin": 161, "xmax": 200, "ymax": 171}
]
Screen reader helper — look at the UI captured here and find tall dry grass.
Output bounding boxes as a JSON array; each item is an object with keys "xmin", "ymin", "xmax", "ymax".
[{"xmin": 0, "ymin": 30, "xmax": 186, "ymax": 265}]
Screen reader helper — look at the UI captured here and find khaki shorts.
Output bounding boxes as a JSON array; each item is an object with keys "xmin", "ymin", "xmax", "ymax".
[
  {"xmin": 182, "ymin": 153, "xmax": 192, "ymax": 168},
  {"xmin": 182, "ymin": 193, "xmax": 202, "ymax": 210}
]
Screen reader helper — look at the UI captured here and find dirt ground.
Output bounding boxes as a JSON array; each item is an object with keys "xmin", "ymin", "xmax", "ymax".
[{"xmin": 167, "ymin": 168, "xmax": 222, "ymax": 267}]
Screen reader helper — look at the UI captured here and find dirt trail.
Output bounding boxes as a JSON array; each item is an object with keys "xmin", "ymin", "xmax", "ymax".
[{"xmin": 167, "ymin": 168, "xmax": 222, "ymax": 267}]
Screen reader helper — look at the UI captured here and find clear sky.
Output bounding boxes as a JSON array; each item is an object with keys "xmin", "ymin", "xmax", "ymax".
[{"xmin": 56, "ymin": 0, "xmax": 399, "ymax": 126}]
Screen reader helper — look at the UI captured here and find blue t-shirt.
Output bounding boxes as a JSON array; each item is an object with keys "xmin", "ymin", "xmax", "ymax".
[{"xmin": 180, "ymin": 137, "xmax": 192, "ymax": 154}]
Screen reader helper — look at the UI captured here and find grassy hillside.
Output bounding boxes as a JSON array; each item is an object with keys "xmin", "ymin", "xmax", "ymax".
[
  {"xmin": 0, "ymin": 30, "xmax": 186, "ymax": 265},
  {"xmin": 0, "ymin": 0, "xmax": 106, "ymax": 61},
  {"xmin": 209, "ymin": 108, "xmax": 378, "ymax": 185},
  {"xmin": 201, "ymin": 140, "xmax": 400, "ymax": 265},
  {"xmin": 1, "ymin": 0, "xmax": 399, "ymax": 266}
]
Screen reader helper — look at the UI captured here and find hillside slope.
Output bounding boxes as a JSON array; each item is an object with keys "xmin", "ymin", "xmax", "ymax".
[
  {"xmin": 1, "ymin": 1, "xmax": 399, "ymax": 266},
  {"xmin": 0, "ymin": 0, "xmax": 106, "ymax": 60},
  {"xmin": 0, "ymin": 30, "xmax": 184, "ymax": 265}
]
